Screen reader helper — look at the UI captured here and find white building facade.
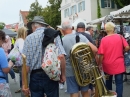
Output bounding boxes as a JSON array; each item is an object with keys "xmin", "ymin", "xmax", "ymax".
[
  {"xmin": 60, "ymin": 0, "xmax": 118, "ymax": 23},
  {"xmin": 18, "ymin": 10, "xmax": 29, "ymax": 28},
  {"xmin": 18, "ymin": 12, "xmax": 24, "ymax": 28}
]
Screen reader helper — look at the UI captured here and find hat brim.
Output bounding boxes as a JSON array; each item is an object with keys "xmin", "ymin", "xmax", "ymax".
[{"xmin": 27, "ymin": 21, "xmax": 49, "ymax": 30}]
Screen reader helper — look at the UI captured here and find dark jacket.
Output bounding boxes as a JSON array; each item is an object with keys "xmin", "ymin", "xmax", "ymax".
[
  {"xmin": 42, "ymin": 28, "xmax": 62, "ymax": 47},
  {"xmin": 80, "ymin": 32, "xmax": 95, "ymax": 45}
]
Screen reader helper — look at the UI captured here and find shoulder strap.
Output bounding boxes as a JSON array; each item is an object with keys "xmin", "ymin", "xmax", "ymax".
[
  {"xmin": 58, "ymin": 30, "xmax": 63, "ymax": 45},
  {"xmin": 119, "ymin": 35, "xmax": 123, "ymax": 47},
  {"xmin": 76, "ymin": 33, "xmax": 80, "ymax": 43}
]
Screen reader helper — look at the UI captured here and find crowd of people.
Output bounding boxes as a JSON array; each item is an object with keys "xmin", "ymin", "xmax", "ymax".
[{"xmin": 0, "ymin": 15, "xmax": 129, "ymax": 97}]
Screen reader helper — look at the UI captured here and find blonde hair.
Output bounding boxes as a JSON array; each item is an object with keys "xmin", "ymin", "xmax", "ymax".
[
  {"xmin": 105, "ymin": 22, "xmax": 115, "ymax": 33},
  {"xmin": 17, "ymin": 27, "xmax": 27, "ymax": 40}
]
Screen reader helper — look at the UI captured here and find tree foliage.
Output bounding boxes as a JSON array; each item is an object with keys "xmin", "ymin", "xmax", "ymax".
[
  {"xmin": 97, "ymin": 0, "xmax": 101, "ymax": 18},
  {"xmin": 97, "ymin": 0, "xmax": 102, "ymax": 30},
  {"xmin": 0, "ymin": 22, "xmax": 5, "ymax": 29},
  {"xmin": 27, "ymin": 0, "xmax": 62, "ymax": 28},
  {"xmin": 27, "ymin": 0, "xmax": 43, "ymax": 22},
  {"xmin": 42, "ymin": 0, "xmax": 62, "ymax": 28},
  {"xmin": 112, "ymin": 0, "xmax": 130, "ymax": 8}
]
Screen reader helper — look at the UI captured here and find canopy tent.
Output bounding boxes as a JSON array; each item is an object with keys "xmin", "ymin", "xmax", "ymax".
[
  {"xmin": 87, "ymin": 16, "xmax": 130, "ymax": 25},
  {"xmin": 2, "ymin": 29, "xmax": 17, "ymax": 37},
  {"xmin": 87, "ymin": 16, "xmax": 106, "ymax": 25},
  {"xmin": 110, "ymin": 5, "xmax": 130, "ymax": 17}
]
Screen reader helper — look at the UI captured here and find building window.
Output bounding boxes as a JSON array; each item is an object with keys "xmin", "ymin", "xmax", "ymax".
[
  {"xmin": 78, "ymin": 1, "xmax": 85, "ymax": 12},
  {"xmin": 79, "ymin": 2, "xmax": 83, "ymax": 12},
  {"xmin": 71, "ymin": 5, "xmax": 77, "ymax": 15},
  {"xmin": 104, "ymin": 0, "xmax": 111, "ymax": 8},
  {"xmin": 64, "ymin": 8, "xmax": 69, "ymax": 18}
]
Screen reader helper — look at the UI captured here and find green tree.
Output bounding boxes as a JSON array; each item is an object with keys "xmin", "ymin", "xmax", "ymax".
[
  {"xmin": 0, "ymin": 22, "xmax": 5, "ymax": 29},
  {"xmin": 112, "ymin": 0, "xmax": 130, "ymax": 8},
  {"xmin": 27, "ymin": 0, "xmax": 43, "ymax": 22},
  {"xmin": 42, "ymin": 0, "xmax": 62, "ymax": 28},
  {"xmin": 97, "ymin": 0, "xmax": 101, "ymax": 18},
  {"xmin": 97, "ymin": 0, "xmax": 102, "ymax": 29}
]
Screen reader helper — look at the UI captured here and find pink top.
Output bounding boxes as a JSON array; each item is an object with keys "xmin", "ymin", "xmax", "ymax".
[
  {"xmin": 2, "ymin": 35, "xmax": 11, "ymax": 57},
  {"xmin": 98, "ymin": 34, "xmax": 128, "ymax": 75}
]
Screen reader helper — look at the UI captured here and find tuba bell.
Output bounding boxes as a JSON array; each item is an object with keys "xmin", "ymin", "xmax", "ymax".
[{"xmin": 70, "ymin": 42, "xmax": 117, "ymax": 97}]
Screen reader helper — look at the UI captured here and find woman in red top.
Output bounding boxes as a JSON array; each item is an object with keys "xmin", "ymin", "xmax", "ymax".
[{"xmin": 98, "ymin": 22, "xmax": 129, "ymax": 97}]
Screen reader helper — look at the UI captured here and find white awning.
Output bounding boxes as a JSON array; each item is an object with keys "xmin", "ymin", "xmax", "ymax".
[
  {"xmin": 110, "ymin": 5, "xmax": 130, "ymax": 16},
  {"xmin": 87, "ymin": 16, "xmax": 106, "ymax": 24}
]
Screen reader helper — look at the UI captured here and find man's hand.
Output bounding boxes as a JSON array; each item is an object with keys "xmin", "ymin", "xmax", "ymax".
[
  {"xmin": 22, "ymin": 85, "xmax": 30, "ymax": 96},
  {"xmin": 60, "ymin": 74, "xmax": 66, "ymax": 83}
]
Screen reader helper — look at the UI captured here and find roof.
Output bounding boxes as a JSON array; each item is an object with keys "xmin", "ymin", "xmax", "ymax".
[
  {"xmin": 5, "ymin": 23, "xmax": 19, "ymax": 32},
  {"xmin": 110, "ymin": 4, "xmax": 130, "ymax": 17},
  {"xmin": 2, "ymin": 29, "xmax": 17, "ymax": 37},
  {"xmin": 20, "ymin": 10, "xmax": 29, "ymax": 26}
]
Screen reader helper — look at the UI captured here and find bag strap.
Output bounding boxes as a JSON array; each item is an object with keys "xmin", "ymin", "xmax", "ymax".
[
  {"xmin": 76, "ymin": 33, "xmax": 80, "ymax": 43},
  {"xmin": 119, "ymin": 35, "xmax": 125, "ymax": 54},
  {"xmin": 119, "ymin": 35, "xmax": 124, "ymax": 48}
]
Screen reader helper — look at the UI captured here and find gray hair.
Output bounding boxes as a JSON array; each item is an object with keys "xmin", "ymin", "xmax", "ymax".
[
  {"xmin": 86, "ymin": 26, "xmax": 93, "ymax": 31},
  {"xmin": 32, "ymin": 22, "xmax": 44, "ymax": 28},
  {"xmin": 61, "ymin": 20, "xmax": 72, "ymax": 30}
]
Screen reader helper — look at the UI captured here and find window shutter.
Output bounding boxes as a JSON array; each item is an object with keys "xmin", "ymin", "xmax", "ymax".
[
  {"xmin": 101, "ymin": 0, "xmax": 105, "ymax": 8},
  {"xmin": 67, "ymin": 8, "xmax": 69, "ymax": 16},
  {"xmin": 83, "ymin": 1, "xmax": 85, "ymax": 10},
  {"xmin": 70, "ymin": 7, "xmax": 72, "ymax": 16},
  {"xmin": 75, "ymin": 5, "xmax": 77, "ymax": 13},
  {"xmin": 64, "ymin": 10, "xmax": 66, "ymax": 18},
  {"xmin": 111, "ymin": 0, "xmax": 115, "ymax": 8},
  {"xmin": 78, "ymin": 3, "xmax": 80, "ymax": 12}
]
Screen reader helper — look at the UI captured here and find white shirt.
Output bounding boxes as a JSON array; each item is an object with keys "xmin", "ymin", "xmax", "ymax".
[
  {"xmin": 14, "ymin": 38, "xmax": 24, "ymax": 53},
  {"xmin": 85, "ymin": 31, "xmax": 90, "ymax": 35}
]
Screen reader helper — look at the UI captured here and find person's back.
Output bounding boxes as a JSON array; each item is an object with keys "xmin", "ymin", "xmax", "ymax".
[
  {"xmin": 99, "ymin": 34, "xmax": 127, "ymax": 74},
  {"xmin": 61, "ymin": 20, "xmax": 97, "ymax": 97},
  {"xmin": 63, "ymin": 33, "xmax": 89, "ymax": 76},
  {"xmin": 81, "ymin": 32, "xmax": 95, "ymax": 45},
  {"xmin": 22, "ymin": 16, "xmax": 66, "ymax": 97},
  {"xmin": 98, "ymin": 22, "xmax": 129, "ymax": 97},
  {"xmin": 23, "ymin": 27, "xmax": 44, "ymax": 71},
  {"xmin": 76, "ymin": 22, "xmax": 95, "ymax": 45}
]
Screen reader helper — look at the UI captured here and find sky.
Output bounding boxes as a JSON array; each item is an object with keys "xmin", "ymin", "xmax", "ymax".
[{"xmin": 0, "ymin": 0, "xmax": 48, "ymax": 24}]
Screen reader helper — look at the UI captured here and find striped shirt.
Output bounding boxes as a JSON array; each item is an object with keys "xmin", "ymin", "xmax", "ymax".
[{"xmin": 22, "ymin": 27, "xmax": 66, "ymax": 72}]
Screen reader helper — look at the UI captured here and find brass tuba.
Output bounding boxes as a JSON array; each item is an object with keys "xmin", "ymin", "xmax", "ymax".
[{"xmin": 70, "ymin": 42, "xmax": 117, "ymax": 97}]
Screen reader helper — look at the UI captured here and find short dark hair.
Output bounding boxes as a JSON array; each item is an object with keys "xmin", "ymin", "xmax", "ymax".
[
  {"xmin": 86, "ymin": 26, "xmax": 93, "ymax": 31},
  {"xmin": 0, "ymin": 30, "xmax": 6, "ymax": 41},
  {"xmin": 77, "ymin": 22, "xmax": 85, "ymax": 28},
  {"xmin": 27, "ymin": 29, "xmax": 33, "ymax": 36}
]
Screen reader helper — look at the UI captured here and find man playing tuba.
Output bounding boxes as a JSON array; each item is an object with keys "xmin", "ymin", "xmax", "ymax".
[{"xmin": 61, "ymin": 20, "xmax": 97, "ymax": 97}]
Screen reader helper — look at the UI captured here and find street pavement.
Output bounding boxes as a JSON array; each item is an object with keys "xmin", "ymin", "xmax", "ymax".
[{"xmin": 9, "ymin": 73, "xmax": 130, "ymax": 97}]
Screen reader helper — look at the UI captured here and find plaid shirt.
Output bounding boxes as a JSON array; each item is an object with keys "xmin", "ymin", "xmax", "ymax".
[{"xmin": 23, "ymin": 27, "xmax": 66, "ymax": 72}]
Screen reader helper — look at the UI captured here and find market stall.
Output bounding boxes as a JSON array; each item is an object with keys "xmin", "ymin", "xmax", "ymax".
[
  {"xmin": 2, "ymin": 29, "xmax": 17, "ymax": 37},
  {"xmin": 110, "ymin": 4, "xmax": 130, "ymax": 17}
]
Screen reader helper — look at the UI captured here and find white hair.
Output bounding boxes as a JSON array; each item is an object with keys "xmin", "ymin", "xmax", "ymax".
[
  {"xmin": 32, "ymin": 22, "xmax": 43, "ymax": 28},
  {"xmin": 61, "ymin": 20, "xmax": 72, "ymax": 30},
  {"xmin": 105, "ymin": 22, "xmax": 115, "ymax": 32}
]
